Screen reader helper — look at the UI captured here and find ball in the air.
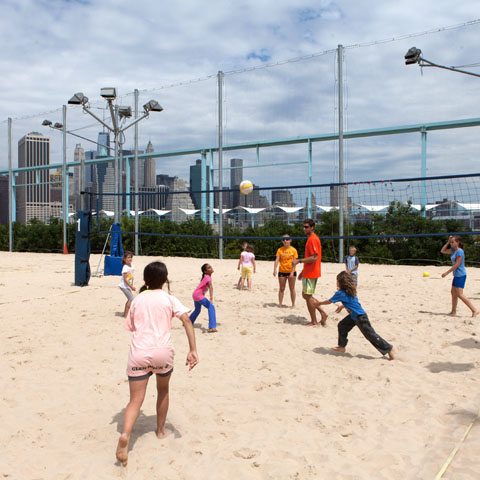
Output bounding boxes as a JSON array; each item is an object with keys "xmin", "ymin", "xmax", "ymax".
[
  {"xmin": 423, "ymin": 271, "xmax": 430, "ymax": 277},
  {"xmin": 239, "ymin": 180, "xmax": 254, "ymax": 195}
]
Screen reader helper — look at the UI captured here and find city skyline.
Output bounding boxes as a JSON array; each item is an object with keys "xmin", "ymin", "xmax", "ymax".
[{"xmin": 0, "ymin": 2, "xmax": 479, "ymax": 190}]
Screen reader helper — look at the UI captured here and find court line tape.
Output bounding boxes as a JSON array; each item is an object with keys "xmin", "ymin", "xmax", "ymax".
[{"xmin": 434, "ymin": 405, "xmax": 480, "ymax": 479}]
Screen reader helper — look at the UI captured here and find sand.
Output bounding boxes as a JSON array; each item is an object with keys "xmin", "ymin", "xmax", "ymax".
[{"xmin": 0, "ymin": 252, "xmax": 479, "ymax": 480}]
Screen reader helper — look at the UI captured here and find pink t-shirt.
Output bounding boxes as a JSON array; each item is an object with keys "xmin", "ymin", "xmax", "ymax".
[
  {"xmin": 192, "ymin": 274, "xmax": 212, "ymax": 302},
  {"xmin": 125, "ymin": 289, "xmax": 190, "ymax": 350},
  {"xmin": 240, "ymin": 251, "xmax": 255, "ymax": 267}
]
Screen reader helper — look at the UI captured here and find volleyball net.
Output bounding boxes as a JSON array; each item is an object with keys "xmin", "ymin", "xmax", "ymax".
[{"xmin": 83, "ymin": 171, "xmax": 480, "ymax": 264}]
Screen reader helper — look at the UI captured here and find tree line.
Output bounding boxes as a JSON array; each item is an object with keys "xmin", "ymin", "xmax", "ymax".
[{"xmin": 0, "ymin": 202, "xmax": 478, "ymax": 266}]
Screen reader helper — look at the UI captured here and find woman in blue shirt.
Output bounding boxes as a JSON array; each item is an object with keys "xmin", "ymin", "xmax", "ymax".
[
  {"xmin": 318, "ymin": 271, "xmax": 395, "ymax": 360},
  {"xmin": 441, "ymin": 235, "xmax": 478, "ymax": 317}
]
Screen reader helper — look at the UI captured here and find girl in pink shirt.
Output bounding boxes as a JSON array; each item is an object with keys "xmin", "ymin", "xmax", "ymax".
[
  {"xmin": 237, "ymin": 242, "xmax": 256, "ymax": 291},
  {"xmin": 189, "ymin": 263, "xmax": 217, "ymax": 332},
  {"xmin": 116, "ymin": 261, "xmax": 199, "ymax": 467}
]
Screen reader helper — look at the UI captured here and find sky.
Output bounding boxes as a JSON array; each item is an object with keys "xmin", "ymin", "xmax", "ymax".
[{"xmin": 1, "ymin": 0, "xmax": 479, "ymax": 190}]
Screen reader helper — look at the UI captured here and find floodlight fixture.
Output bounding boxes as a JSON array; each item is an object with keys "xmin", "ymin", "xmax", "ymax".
[
  {"xmin": 53, "ymin": 122, "xmax": 64, "ymax": 129},
  {"xmin": 100, "ymin": 87, "xmax": 117, "ymax": 100},
  {"xmin": 118, "ymin": 106, "xmax": 132, "ymax": 118},
  {"xmin": 143, "ymin": 99, "xmax": 163, "ymax": 113},
  {"xmin": 405, "ymin": 47, "xmax": 422, "ymax": 65},
  {"xmin": 68, "ymin": 92, "xmax": 89, "ymax": 105},
  {"xmin": 42, "ymin": 119, "xmax": 53, "ymax": 126}
]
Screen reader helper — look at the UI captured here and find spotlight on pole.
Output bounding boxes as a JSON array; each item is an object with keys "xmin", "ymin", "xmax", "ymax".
[
  {"xmin": 53, "ymin": 122, "xmax": 64, "ymax": 129},
  {"xmin": 118, "ymin": 106, "xmax": 132, "ymax": 118},
  {"xmin": 100, "ymin": 87, "xmax": 117, "ymax": 100},
  {"xmin": 405, "ymin": 47, "xmax": 422, "ymax": 65},
  {"xmin": 68, "ymin": 92, "xmax": 89, "ymax": 105},
  {"xmin": 42, "ymin": 119, "xmax": 53, "ymax": 126},
  {"xmin": 143, "ymin": 99, "xmax": 163, "ymax": 113}
]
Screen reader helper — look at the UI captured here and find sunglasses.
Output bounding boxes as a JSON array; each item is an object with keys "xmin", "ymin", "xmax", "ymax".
[
  {"xmin": 282, "ymin": 238, "xmax": 291, "ymax": 241},
  {"xmin": 303, "ymin": 225, "xmax": 310, "ymax": 229}
]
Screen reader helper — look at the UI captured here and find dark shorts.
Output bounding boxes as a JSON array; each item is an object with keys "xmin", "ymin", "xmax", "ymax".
[
  {"xmin": 278, "ymin": 272, "xmax": 297, "ymax": 278},
  {"xmin": 452, "ymin": 275, "xmax": 466, "ymax": 289},
  {"xmin": 128, "ymin": 369, "xmax": 173, "ymax": 381}
]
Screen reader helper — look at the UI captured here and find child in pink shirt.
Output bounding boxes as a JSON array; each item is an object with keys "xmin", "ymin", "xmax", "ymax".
[
  {"xmin": 237, "ymin": 242, "xmax": 256, "ymax": 290},
  {"xmin": 189, "ymin": 263, "xmax": 217, "ymax": 332},
  {"xmin": 116, "ymin": 261, "xmax": 199, "ymax": 467}
]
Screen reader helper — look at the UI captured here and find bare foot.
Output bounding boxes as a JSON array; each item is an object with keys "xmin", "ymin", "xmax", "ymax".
[
  {"xmin": 304, "ymin": 321, "xmax": 319, "ymax": 327},
  {"xmin": 208, "ymin": 328, "xmax": 218, "ymax": 333},
  {"xmin": 116, "ymin": 433, "xmax": 129, "ymax": 466},
  {"xmin": 387, "ymin": 346, "xmax": 396, "ymax": 361},
  {"xmin": 472, "ymin": 310, "xmax": 479, "ymax": 317},
  {"xmin": 331, "ymin": 346, "xmax": 346, "ymax": 353},
  {"xmin": 319, "ymin": 311, "xmax": 328, "ymax": 327},
  {"xmin": 448, "ymin": 311, "xmax": 457, "ymax": 317}
]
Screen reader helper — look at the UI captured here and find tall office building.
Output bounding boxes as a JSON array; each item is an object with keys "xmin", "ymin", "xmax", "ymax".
[
  {"xmin": 92, "ymin": 132, "xmax": 115, "ymax": 211},
  {"xmin": 272, "ymin": 189, "xmax": 294, "ymax": 207},
  {"xmin": 16, "ymin": 132, "xmax": 50, "ymax": 224},
  {"xmin": 144, "ymin": 141, "xmax": 156, "ymax": 187},
  {"xmin": 230, "ymin": 158, "xmax": 243, "ymax": 208},
  {"xmin": 0, "ymin": 175, "xmax": 8, "ymax": 225},
  {"xmin": 165, "ymin": 177, "xmax": 196, "ymax": 222},
  {"xmin": 73, "ymin": 143, "xmax": 85, "ymax": 211},
  {"xmin": 189, "ymin": 159, "xmax": 211, "ymax": 209}
]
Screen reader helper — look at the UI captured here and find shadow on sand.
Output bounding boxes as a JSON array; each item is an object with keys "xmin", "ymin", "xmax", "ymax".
[
  {"xmin": 111, "ymin": 409, "xmax": 182, "ymax": 465},
  {"xmin": 280, "ymin": 315, "xmax": 309, "ymax": 325},
  {"xmin": 313, "ymin": 346, "xmax": 377, "ymax": 360},
  {"xmin": 451, "ymin": 337, "xmax": 480, "ymax": 349},
  {"xmin": 426, "ymin": 361, "xmax": 475, "ymax": 373}
]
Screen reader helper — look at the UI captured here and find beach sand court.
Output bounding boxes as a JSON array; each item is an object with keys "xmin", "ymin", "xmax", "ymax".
[{"xmin": 0, "ymin": 252, "xmax": 479, "ymax": 479}]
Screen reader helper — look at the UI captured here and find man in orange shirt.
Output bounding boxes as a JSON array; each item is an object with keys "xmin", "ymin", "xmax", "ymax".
[{"xmin": 292, "ymin": 218, "xmax": 328, "ymax": 326}]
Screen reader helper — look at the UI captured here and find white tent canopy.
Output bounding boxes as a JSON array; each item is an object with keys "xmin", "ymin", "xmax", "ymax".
[
  {"xmin": 276, "ymin": 206, "xmax": 303, "ymax": 214},
  {"xmin": 456, "ymin": 202, "xmax": 480, "ymax": 211},
  {"xmin": 179, "ymin": 208, "xmax": 200, "ymax": 215},
  {"xmin": 410, "ymin": 204, "xmax": 437, "ymax": 211},
  {"xmin": 316, "ymin": 205, "xmax": 337, "ymax": 212},
  {"xmin": 212, "ymin": 208, "xmax": 232, "ymax": 214},
  {"xmin": 240, "ymin": 207, "xmax": 266, "ymax": 214},
  {"xmin": 148, "ymin": 209, "xmax": 171, "ymax": 216}
]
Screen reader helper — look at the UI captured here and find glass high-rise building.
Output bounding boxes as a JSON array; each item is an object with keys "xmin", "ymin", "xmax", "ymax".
[
  {"xmin": 16, "ymin": 132, "xmax": 50, "ymax": 223},
  {"xmin": 189, "ymin": 159, "xmax": 211, "ymax": 209}
]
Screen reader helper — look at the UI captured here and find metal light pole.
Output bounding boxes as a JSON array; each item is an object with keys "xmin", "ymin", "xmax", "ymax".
[
  {"xmin": 337, "ymin": 44, "xmax": 345, "ymax": 263},
  {"xmin": 405, "ymin": 47, "xmax": 480, "ymax": 78},
  {"xmin": 8, "ymin": 117, "xmax": 13, "ymax": 252},
  {"xmin": 217, "ymin": 71, "xmax": 224, "ymax": 259},
  {"xmin": 62, "ymin": 105, "xmax": 68, "ymax": 254},
  {"xmin": 68, "ymin": 90, "xmax": 163, "ymax": 225},
  {"xmin": 134, "ymin": 89, "xmax": 140, "ymax": 256}
]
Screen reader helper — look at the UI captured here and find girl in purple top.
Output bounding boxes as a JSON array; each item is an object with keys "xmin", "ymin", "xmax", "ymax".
[{"xmin": 189, "ymin": 264, "xmax": 217, "ymax": 333}]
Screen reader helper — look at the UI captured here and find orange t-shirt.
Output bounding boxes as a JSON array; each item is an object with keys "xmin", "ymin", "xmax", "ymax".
[{"xmin": 302, "ymin": 233, "xmax": 322, "ymax": 278}]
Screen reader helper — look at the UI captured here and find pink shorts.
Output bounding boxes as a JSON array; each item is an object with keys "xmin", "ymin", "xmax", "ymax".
[{"xmin": 127, "ymin": 346, "xmax": 174, "ymax": 378}]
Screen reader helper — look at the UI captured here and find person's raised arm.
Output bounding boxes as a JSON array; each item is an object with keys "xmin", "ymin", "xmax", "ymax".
[
  {"xmin": 178, "ymin": 312, "xmax": 199, "ymax": 370},
  {"xmin": 441, "ymin": 236, "xmax": 452, "ymax": 255}
]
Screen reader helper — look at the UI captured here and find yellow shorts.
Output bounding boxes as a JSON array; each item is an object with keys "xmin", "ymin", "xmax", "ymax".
[
  {"xmin": 241, "ymin": 266, "xmax": 253, "ymax": 279},
  {"xmin": 302, "ymin": 278, "xmax": 317, "ymax": 295}
]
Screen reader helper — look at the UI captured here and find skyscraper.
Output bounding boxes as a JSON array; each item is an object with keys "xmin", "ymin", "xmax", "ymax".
[
  {"xmin": 16, "ymin": 132, "xmax": 50, "ymax": 223},
  {"xmin": 230, "ymin": 158, "xmax": 243, "ymax": 208},
  {"xmin": 92, "ymin": 132, "xmax": 115, "ymax": 211},
  {"xmin": 0, "ymin": 175, "xmax": 8, "ymax": 225},
  {"xmin": 144, "ymin": 141, "xmax": 156, "ymax": 187},
  {"xmin": 189, "ymin": 159, "xmax": 211, "ymax": 209},
  {"xmin": 73, "ymin": 143, "xmax": 85, "ymax": 211}
]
